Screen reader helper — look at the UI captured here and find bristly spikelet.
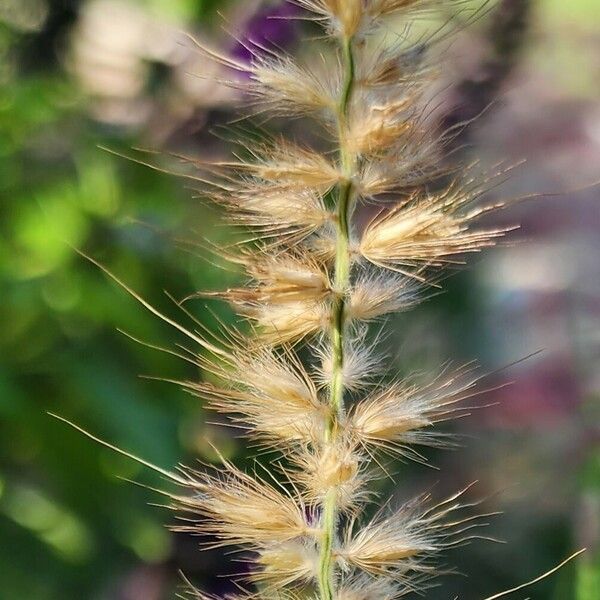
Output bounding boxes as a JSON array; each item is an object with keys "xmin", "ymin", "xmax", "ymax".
[
  {"xmin": 295, "ymin": 0, "xmax": 463, "ymax": 38},
  {"xmin": 290, "ymin": 440, "xmax": 369, "ymax": 511},
  {"xmin": 294, "ymin": 0, "xmax": 364, "ymax": 37},
  {"xmin": 359, "ymin": 185, "xmax": 510, "ymax": 276},
  {"xmin": 148, "ymin": 0, "xmax": 531, "ymax": 598},
  {"xmin": 241, "ymin": 138, "xmax": 341, "ymax": 193},
  {"xmin": 247, "ymin": 51, "xmax": 340, "ymax": 117},
  {"xmin": 243, "ymin": 300, "xmax": 330, "ymax": 345},
  {"xmin": 253, "ymin": 541, "xmax": 319, "ymax": 588},
  {"xmin": 346, "ymin": 367, "xmax": 478, "ymax": 457},
  {"xmin": 172, "ymin": 459, "xmax": 316, "ymax": 548},
  {"xmin": 188, "ymin": 345, "xmax": 329, "ymax": 446},
  {"xmin": 211, "ymin": 249, "xmax": 332, "ymax": 306},
  {"xmin": 344, "ymin": 98, "xmax": 415, "ymax": 157},
  {"xmin": 346, "ymin": 272, "xmax": 420, "ymax": 322},
  {"xmin": 213, "ymin": 183, "xmax": 332, "ymax": 244},
  {"xmin": 314, "ymin": 328, "xmax": 385, "ymax": 392},
  {"xmin": 339, "ymin": 487, "xmax": 489, "ymax": 581}
]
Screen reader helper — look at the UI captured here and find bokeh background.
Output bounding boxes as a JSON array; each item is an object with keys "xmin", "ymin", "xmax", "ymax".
[{"xmin": 1, "ymin": 0, "xmax": 599, "ymax": 598}]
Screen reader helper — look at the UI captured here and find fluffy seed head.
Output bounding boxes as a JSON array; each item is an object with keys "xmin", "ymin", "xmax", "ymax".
[{"xmin": 160, "ymin": 0, "xmax": 513, "ymax": 596}]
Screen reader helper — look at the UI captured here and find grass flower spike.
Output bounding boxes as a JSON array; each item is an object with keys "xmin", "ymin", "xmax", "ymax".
[
  {"xmin": 81, "ymin": 1, "xmax": 582, "ymax": 599},
  {"xmin": 172, "ymin": 1, "xmax": 515, "ymax": 598}
]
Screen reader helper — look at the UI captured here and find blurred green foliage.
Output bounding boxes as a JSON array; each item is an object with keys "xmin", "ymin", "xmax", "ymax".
[{"xmin": 0, "ymin": 1, "xmax": 237, "ymax": 597}]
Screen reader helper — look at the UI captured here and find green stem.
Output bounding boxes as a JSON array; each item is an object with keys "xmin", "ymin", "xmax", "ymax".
[{"xmin": 317, "ymin": 35, "xmax": 356, "ymax": 600}]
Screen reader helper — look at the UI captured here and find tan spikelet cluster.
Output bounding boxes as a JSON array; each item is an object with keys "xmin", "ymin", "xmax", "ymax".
[{"xmin": 157, "ymin": 2, "xmax": 523, "ymax": 599}]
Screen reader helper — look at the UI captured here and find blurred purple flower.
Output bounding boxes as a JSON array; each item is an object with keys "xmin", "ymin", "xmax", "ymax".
[
  {"xmin": 483, "ymin": 357, "xmax": 582, "ymax": 428},
  {"xmin": 232, "ymin": 2, "xmax": 301, "ymax": 65}
]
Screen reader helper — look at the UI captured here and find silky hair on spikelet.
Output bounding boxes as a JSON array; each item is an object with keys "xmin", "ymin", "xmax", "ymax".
[{"xmin": 78, "ymin": 1, "xmax": 585, "ymax": 599}]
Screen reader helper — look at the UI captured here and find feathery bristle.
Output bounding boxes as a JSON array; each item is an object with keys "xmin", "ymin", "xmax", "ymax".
[
  {"xmin": 314, "ymin": 329, "xmax": 385, "ymax": 392},
  {"xmin": 243, "ymin": 300, "xmax": 330, "ymax": 344},
  {"xmin": 296, "ymin": 0, "xmax": 463, "ymax": 37},
  {"xmin": 368, "ymin": 0, "xmax": 455, "ymax": 20},
  {"xmin": 214, "ymin": 183, "xmax": 332, "ymax": 243},
  {"xmin": 248, "ymin": 52, "xmax": 340, "ymax": 117},
  {"xmin": 345, "ymin": 99, "xmax": 415, "ymax": 157},
  {"xmin": 356, "ymin": 42, "xmax": 429, "ymax": 90},
  {"xmin": 189, "ymin": 345, "xmax": 328, "ymax": 446},
  {"xmin": 245, "ymin": 139, "xmax": 341, "ymax": 192},
  {"xmin": 230, "ymin": 250, "xmax": 332, "ymax": 305},
  {"xmin": 337, "ymin": 574, "xmax": 410, "ymax": 600},
  {"xmin": 294, "ymin": 0, "xmax": 365, "ymax": 37}
]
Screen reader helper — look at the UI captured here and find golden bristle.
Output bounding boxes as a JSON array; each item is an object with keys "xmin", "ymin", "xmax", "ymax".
[
  {"xmin": 340, "ymin": 486, "xmax": 492, "ymax": 579},
  {"xmin": 186, "ymin": 344, "xmax": 328, "ymax": 445},
  {"xmin": 368, "ymin": 0, "xmax": 453, "ymax": 20},
  {"xmin": 295, "ymin": 0, "xmax": 365, "ymax": 37},
  {"xmin": 345, "ymin": 99, "xmax": 414, "ymax": 156},
  {"xmin": 314, "ymin": 329, "xmax": 384, "ymax": 392},
  {"xmin": 215, "ymin": 183, "xmax": 332, "ymax": 243},
  {"xmin": 356, "ymin": 135, "xmax": 443, "ymax": 198},
  {"xmin": 242, "ymin": 301, "xmax": 330, "ymax": 345},
  {"xmin": 340, "ymin": 506, "xmax": 437, "ymax": 577},
  {"xmin": 347, "ymin": 368, "xmax": 478, "ymax": 455},
  {"xmin": 356, "ymin": 43, "xmax": 428, "ymax": 90},
  {"xmin": 237, "ymin": 250, "xmax": 332, "ymax": 305}
]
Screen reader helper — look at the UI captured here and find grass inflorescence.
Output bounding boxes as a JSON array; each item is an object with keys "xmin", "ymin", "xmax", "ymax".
[
  {"xmin": 80, "ymin": 1, "xmax": 585, "ymax": 599},
  {"xmin": 180, "ymin": 1, "xmax": 507, "ymax": 598}
]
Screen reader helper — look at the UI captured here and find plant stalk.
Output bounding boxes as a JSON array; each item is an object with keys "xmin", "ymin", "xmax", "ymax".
[{"xmin": 317, "ymin": 34, "xmax": 356, "ymax": 600}]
